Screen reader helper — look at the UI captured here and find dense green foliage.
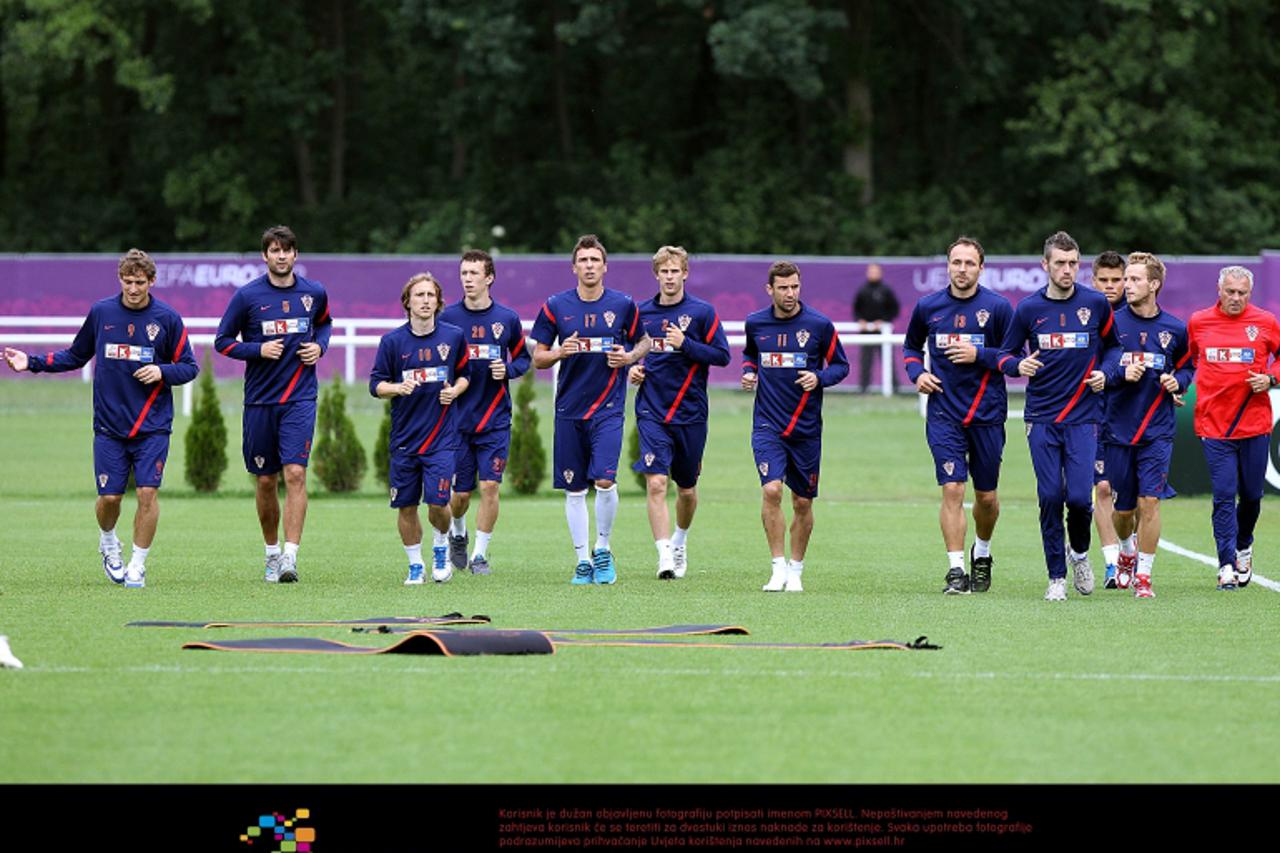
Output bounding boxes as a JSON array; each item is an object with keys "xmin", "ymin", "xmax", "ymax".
[
  {"xmin": 507, "ymin": 371, "xmax": 546, "ymax": 494},
  {"xmin": 2, "ymin": 0, "xmax": 1277, "ymax": 255},
  {"xmin": 183, "ymin": 353, "xmax": 226, "ymax": 492},
  {"xmin": 313, "ymin": 374, "xmax": 367, "ymax": 492}
]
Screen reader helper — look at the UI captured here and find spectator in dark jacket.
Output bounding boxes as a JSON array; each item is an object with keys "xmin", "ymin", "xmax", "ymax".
[{"xmin": 852, "ymin": 263, "xmax": 900, "ymax": 392}]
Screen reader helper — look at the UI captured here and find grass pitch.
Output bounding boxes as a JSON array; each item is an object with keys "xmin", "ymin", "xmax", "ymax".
[{"xmin": 0, "ymin": 378, "xmax": 1277, "ymax": 783}]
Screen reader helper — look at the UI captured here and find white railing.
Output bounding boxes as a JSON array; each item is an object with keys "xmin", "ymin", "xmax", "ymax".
[{"xmin": 0, "ymin": 316, "xmax": 905, "ymax": 415}]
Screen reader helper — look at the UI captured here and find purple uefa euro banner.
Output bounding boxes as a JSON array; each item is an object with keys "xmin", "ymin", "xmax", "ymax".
[{"xmin": 3, "ymin": 251, "xmax": 1277, "ymax": 384}]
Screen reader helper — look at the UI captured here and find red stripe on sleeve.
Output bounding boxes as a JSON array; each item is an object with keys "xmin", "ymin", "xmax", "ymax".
[
  {"xmin": 743, "ymin": 361, "xmax": 757, "ymax": 370},
  {"xmin": 318, "ymin": 306, "xmax": 330, "ymax": 323},
  {"xmin": 128, "ymin": 384, "xmax": 164, "ymax": 438},
  {"xmin": 825, "ymin": 332, "xmax": 839, "ymax": 362},
  {"xmin": 780, "ymin": 391, "xmax": 811, "ymax": 438},
  {"xmin": 541, "ymin": 303, "xmax": 555, "ymax": 323},
  {"xmin": 904, "ymin": 356, "xmax": 923, "ymax": 365},
  {"xmin": 627, "ymin": 305, "xmax": 640, "ymax": 340},
  {"xmin": 704, "ymin": 314, "xmax": 721, "ymax": 343},
  {"xmin": 474, "ymin": 386, "xmax": 508, "ymax": 433},
  {"xmin": 1053, "ymin": 357, "xmax": 1097, "ymax": 423},
  {"xmin": 997, "ymin": 354, "xmax": 1013, "ymax": 370},
  {"xmin": 279, "ymin": 365, "xmax": 304, "ymax": 404},
  {"xmin": 46, "ymin": 353, "xmax": 54, "ymax": 365},
  {"xmin": 219, "ymin": 343, "xmax": 237, "ymax": 356},
  {"xmin": 1175, "ymin": 349, "xmax": 1192, "ymax": 368},
  {"xmin": 171, "ymin": 329, "xmax": 189, "ymax": 363},
  {"xmin": 664, "ymin": 365, "xmax": 700, "ymax": 423},
  {"xmin": 456, "ymin": 348, "xmax": 470, "ymax": 371},
  {"xmin": 1101, "ymin": 310, "xmax": 1114, "ymax": 337},
  {"xmin": 510, "ymin": 336, "xmax": 526, "ymax": 356}
]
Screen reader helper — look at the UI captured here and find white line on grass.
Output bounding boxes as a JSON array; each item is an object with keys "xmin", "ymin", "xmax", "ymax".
[{"xmin": 1159, "ymin": 537, "xmax": 1280, "ymax": 593}]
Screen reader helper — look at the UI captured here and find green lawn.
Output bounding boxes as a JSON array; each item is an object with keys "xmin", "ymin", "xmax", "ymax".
[{"xmin": 0, "ymin": 378, "xmax": 1277, "ymax": 783}]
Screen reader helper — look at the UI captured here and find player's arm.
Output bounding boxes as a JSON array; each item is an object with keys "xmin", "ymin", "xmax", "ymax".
[
  {"xmin": 154, "ymin": 319, "xmax": 200, "ymax": 387},
  {"xmin": 1162, "ymin": 327, "xmax": 1195, "ymax": 394},
  {"xmin": 994, "ymin": 311, "xmax": 1036, "ymax": 377},
  {"xmin": 609, "ymin": 302, "xmax": 650, "ymax": 367},
  {"xmin": 14, "ymin": 309, "xmax": 98, "ymax": 373},
  {"xmin": 505, "ymin": 325, "xmax": 532, "ymax": 380},
  {"xmin": 371, "ymin": 338, "xmax": 414, "ymax": 398},
  {"xmin": 531, "ymin": 300, "xmax": 575, "ymax": 368},
  {"xmin": 815, "ymin": 324, "xmax": 850, "ymax": 388},
  {"xmin": 901, "ymin": 305, "xmax": 940, "ymax": 392},
  {"xmin": 741, "ymin": 320, "xmax": 759, "ymax": 390},
  {"xmin": 676, "ymin": 311, "xmax": 731, "ymax": 367},
  {"xmin": 215, "ymin": 290, "xmax": 277, "ymax": 360}
]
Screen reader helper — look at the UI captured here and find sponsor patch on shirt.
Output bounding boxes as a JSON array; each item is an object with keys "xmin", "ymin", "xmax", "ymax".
[
  {"xmin": 1119, "ymin": 352, "xmax": 1167, "ymax": 369},
  {"xmin": 650, "ymin": 337, "xmax": 672, "ymax": 352},
  {"xmin": 934, "ymin": 333, "xmax": 985, "ymax": 348},
  {"xmin": 104, "ymin": 343, "xmax": 154, "ymax": 362},
  {"xmin": 1037, "ymin": 332, "xmax": 1090, "ymax": 349},
  {"xmin": 761, "ymin": 352, "xmax": 808, "ymax": 368},
  {"xmin": 403, "ymin": 367, "xmax": 449, "ymax": 384},
  {"xmin": 577, "ymin": 337, "xmax": 615, "ymax": 352},
  {"xmin": 1205, "ymin": 347, "xmax": 1255, "ymax": 364},
  {"xmin": 468, "ymin": 344, "xmax": 503, "ymax": 360},
  {"xmin": 261, "ymin": 318, "xmax": 311, "ymax": 336}
]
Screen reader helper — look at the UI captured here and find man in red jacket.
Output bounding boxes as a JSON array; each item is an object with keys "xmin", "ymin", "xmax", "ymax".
[{"xmin": 1186, "ymin": 265, "xmax": 1280, "ymax": 590}]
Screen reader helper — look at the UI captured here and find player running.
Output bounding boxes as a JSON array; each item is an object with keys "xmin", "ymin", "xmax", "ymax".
[
  {"xmin": 742, "ymin": 261, "xmax": 850, "ymax": 592},
  {"xmin": 902, "ymin": 236, "xmax": 1012, "ymax": 594},
  {"xmin": 370, "ymin": 273, "xmax": 470, "ymax": 585},
  {"xmin": 628, "ymin": 246, "xmax": 730, "ymax": 579},
  {"xmin": 531, "ymin": 235, "xmax": 649, "ymax": 585},
  {"xmin": 4, "ymin": 249, "xmax": 198, "ymax": 589},
  {"xmin": 1186, "ymin": 265, "xmax": 1280, "ymax": 590},
  {"xmin": 440, "ymin": 250, "xmax": 531, "ymax": 575},
  {"xmin": 1090, "ymin": 250, "xmax": 1129, "ymax": 588},
  {"xmin": 1100, "ymin": 253, "xmax": 1193, "ymax": 599},
  {"xmin": 215, "ymin": 226, "xmax": 332, "ymax": 584},
  {"xmin": 994, "ymin": 231, "xmax": 1121, "ymax": 601}
]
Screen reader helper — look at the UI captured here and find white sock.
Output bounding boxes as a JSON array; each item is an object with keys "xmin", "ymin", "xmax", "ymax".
[
  {"xmin": 283, "ymin": 542, "xmax": 299, "ymax": 558},
  {"xmin": 1138, "ymin": 552, "xmax": 1154, "ymax": 577},
  {"xmin": 947, "ymin": 550, "xmax": 965, "ymax": 570},
  {"xmin": 473, "ymin": 531, "xmax": 492, "ymax": 560},
  {"xmin": 771, "ymin": 556, "xmax": 788, "ymax": 576},
  {"xmin": 1069, "ymin": 548, "xmax": 1087, "ymax": 561},
  {"xmin": 404, "ymin": 543, "xmax": 423, "ymax": 566},
  {"xmin": 594, "ymin": 484, "xmax": 619, "ymax": 551},
  {"xmin": 789, "ymin": 559, "xmax": 804, "ymax": 576},
  {"xmin": 672, "ymin": 526, "xmax": 689, "ymax": 547},
  {"xmin": 1120, "ymin": 534, "xmax": 1137, "ymax": 556},
  {"xmin": 566, "ymin": 491, "xmax": 590, "ymax": 562},
  {"xmin": 129, "ymin": 544, "xmax": 149, "ymax": 569},
  {"xmin": 656, "ymin": 538, "xmax": 672, "ymax": 559},
  {"xmin": 265, "ymin": 542, "xmax": 282, "ymax": 558},
  {"xmin": 1102, "ymin": 544, "xmax": 1120, "ymax": 566},
  {"xmin": 450, "ymin": 516, "xmax": 467, "ymax": 537},
  {"xmin": 973, "ymin": 538, "xmax": 991, "ymax": 559},
  {"xmin": 100, "ymin": 528, "xmax": 120, "ymax": 550}
]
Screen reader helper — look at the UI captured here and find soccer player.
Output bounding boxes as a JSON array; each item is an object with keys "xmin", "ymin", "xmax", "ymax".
[
  {"xmin": 902, "ymin": 236, "xmax": 1012, "ymax": 594},
  {"xmin": 439, "ymin": 250, "xmax": 531, "ymax": 575},
  {"xmin": 1091, "ymin": 250, "xmax": 1129, "ymax": 588},
  {"xmin": 1186, "ymin": 265, "xmax": 1280, "ymax": 590},
  {"xmin": 742, "ymin": 261, "xmax": 850, "ymax": 592},
  {"xmin": 371, "ymin": 273, "xmax": 471, "ymax": 584},
  {"xmin": 627, "ymin": 246, "xmax": 730, "ymax": 579},
  {"xmin": 4, "ymin": 249, "xmax": 198, "ymax": 588},
  {"xmin": 214, "ymin": 226, "xmax": 332, "ymax": 584},
  {"xmin": 1100, "ymin": 253, "xmax": 1193, "ymax": 598},
  {"xmin": 531, "ymin": 235, "xmax": 649, "ymax": 585},
  {"xmin": 994, "ymin": 231, "xmax": 1120, "ymax": 601}
]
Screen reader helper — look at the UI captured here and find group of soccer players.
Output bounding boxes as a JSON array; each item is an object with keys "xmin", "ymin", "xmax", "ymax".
[
  {"xmin": 905, "ymin": 231, "xmax": 1280, "ymax": 600},
  {"xmin": 4, "ymin": 226, "xmax": 1277, "ymax": 599}
]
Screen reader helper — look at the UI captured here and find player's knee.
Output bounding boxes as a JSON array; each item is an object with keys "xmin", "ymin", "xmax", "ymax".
[
  {"xmin": 1096, "ymin": 480, "xmax": 1113, "ymax": 501},
  {"xmin": 1137, "ymin": 496, "xmax": 1159, "ymax": 516},
  {"xmin": 646, "ymin": 475, "xmax": 669, "ymax": 497},
  {"xmin": 282, "ymin": 464, "xmax": 307, "ymax": 489},
  {"xmin": 973, "ymin": 489, "xmax": 999, "ymax": 512},
  {"xmin": 677, "ymin": 486, "xmax": 697, "ymax": 501},
  {"xmin": 941, "ymin": 482, "xmax": 966, "ymax": 506},
  {"xmin": 479, "ymin": 480, "xmax": 500, "ymax": 498},
  {"xmin": 134, "ymin": 487, "xmax": 158, "ymax": 508},
  {"xmin": 594, "ymin": 479, "xmax": 615, "ymax": 491},
  {"xmin": 761, "ymin": 481, "xmax": 784, "ymax": 505},
  {"xmin": 99, "ymin": 493, "xmax": 124, "ymax": 508}
]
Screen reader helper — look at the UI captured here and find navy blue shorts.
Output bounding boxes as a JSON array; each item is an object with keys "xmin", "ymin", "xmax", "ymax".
[
  {"xmin": 751, "ymin": 428, "xmax": 821, "ymax": 499},
  {"xmin": 1104, "ymin": 440, "xmax": 1176, "ymax": 511},
  {"xmin": 93, "ymin": 432, "xmax": 170, "ymax": 495},
  {"xmin": 389, "ymin": 450, "xmax": 455, "ymax": 507},
  {"xmin": 453, "ymin": 428, "xmax": 511, "ymax": 492},
  {"xmin": 632, "ymin": 418, "xmax": 708, "ymax": 489},
  {"xmin": 925, "ymin": 420, "xmax": 1004, "ymax": 492},
  {"xmin": 242, "ymin": 400, "xmax": 317, "ymax": 475},
  {"xmin": 553, "ymin": 415, "xmax": 623, "ymax": 490},
  {"xmin": 1026, "ymin": 421, "xmax": 1096, "ymax": 508}
]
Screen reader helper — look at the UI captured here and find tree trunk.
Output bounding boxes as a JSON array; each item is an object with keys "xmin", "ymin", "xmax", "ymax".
[
  {"xmin": 450, "ymin": 70, "xmax": 468, "ymax": 180},
  {"xmin": 327, "ymin": 0, "xmax": 347, "ymax": 201},
  {"xmin": 295, "ymin": 135, "xmax": 318, "ymax": 207},
  {"xmin": 550, "ymin": 2, "xmax": 573, "ymax": 158},
  {"xmin": 842, "ymin": 0, "xmax": 874, "ymax": 203}
]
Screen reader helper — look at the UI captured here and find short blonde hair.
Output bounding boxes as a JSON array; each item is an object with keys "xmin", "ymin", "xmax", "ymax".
[
  {"xmin": 651, "ymin": 245, "xmax": 689, "ymax": 274},
  {"xmin": 401, "ymin": 272, "xmax": 443, "ymax": 317},
  {"xmin": 1127, "ymin": 252, "xmax": 1165, "ymax": 286}
]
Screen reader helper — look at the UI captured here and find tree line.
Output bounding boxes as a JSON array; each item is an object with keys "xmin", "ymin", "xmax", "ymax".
[{"xmin": 2, "ymin": 0, "xmax": 1277, "ymax": 256}]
